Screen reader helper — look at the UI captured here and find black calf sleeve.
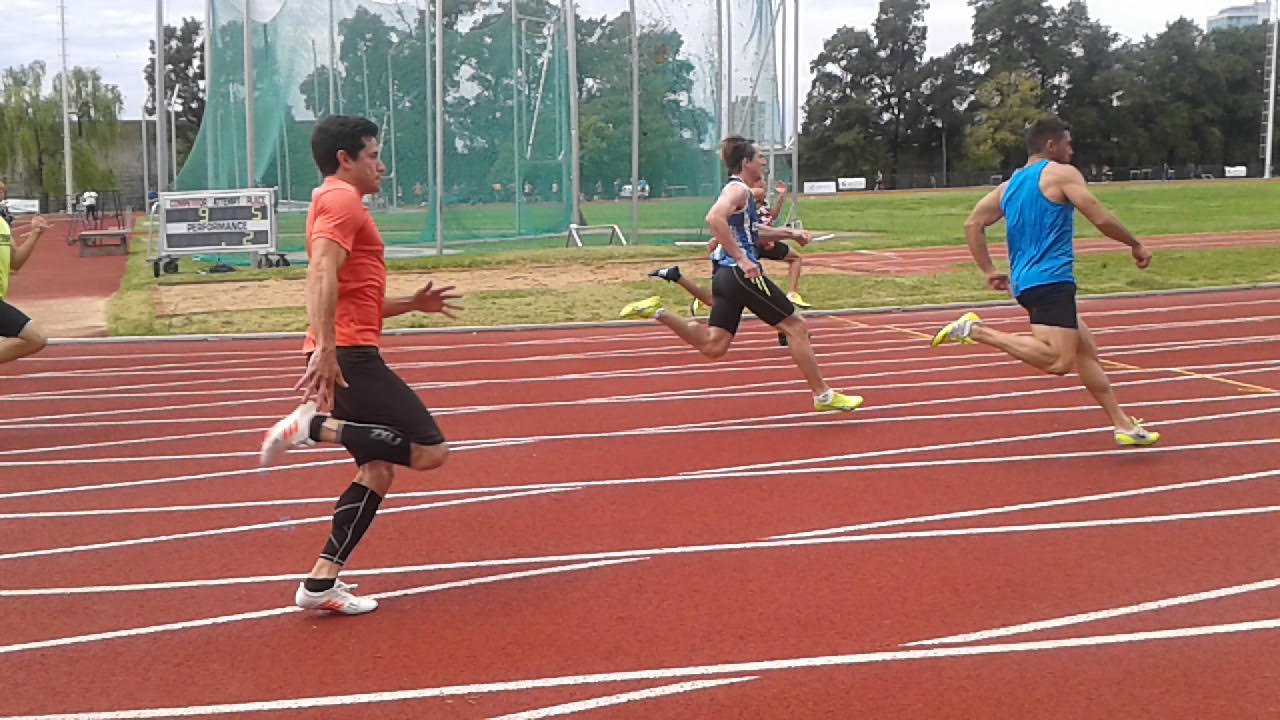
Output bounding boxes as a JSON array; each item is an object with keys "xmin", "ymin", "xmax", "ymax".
[{"xmin": 319, "ymin": 483, "xmax": 384, "ymax": 565}]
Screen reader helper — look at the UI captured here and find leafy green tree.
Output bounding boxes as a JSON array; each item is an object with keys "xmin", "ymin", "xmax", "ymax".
[
  {"xmin": 961, "ymin": 70, "xmax": 1043, "ymax": 170},
  {"xmin": 144, "ymin": 17, "xmax": 206, "ymax": 171},
  {"xmin": 0, "ymin": 60, "xmax": 122, "ymax": 201}
]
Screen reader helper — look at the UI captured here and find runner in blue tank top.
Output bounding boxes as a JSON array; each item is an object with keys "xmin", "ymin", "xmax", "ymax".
[
  {"xmin": 930, "ymin": 116, "xmax": 1160, "ymax": 447},
  {"xmin": 617, "ymin": 136, "xmax": 862, "ymax": 413}
]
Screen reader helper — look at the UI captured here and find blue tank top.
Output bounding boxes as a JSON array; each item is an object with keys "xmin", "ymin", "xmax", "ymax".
[
  {"xmin": 711, "ymin": 177, "xmax": 761, "ymax": 268},
  {"xmin": 999, "ymin": 159, "xmax": 1075, "ymax": 296}
]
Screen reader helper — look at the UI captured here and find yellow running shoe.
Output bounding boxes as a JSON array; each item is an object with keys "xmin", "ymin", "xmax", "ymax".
[
  {"xmin": 814, "ymin": 390, "xmax": 864, "ymax": 412},
  {"xmin": 619, "ymin": 295, "xmax": 662, "ymax": 319},
  {"xmin": 786, "ymin": 291, "xmax": 813, "ymax": 309},
  {"xmin": 690, "ymin": 297, "xmax": 703, "ymax": 316},
  {"xmin": 931, "ymin": 311, "xmax": 981, "ymax": 347},
  {"xmin": 1114, "ymin": 418, "xmax": 1160, "ymax": 446}
]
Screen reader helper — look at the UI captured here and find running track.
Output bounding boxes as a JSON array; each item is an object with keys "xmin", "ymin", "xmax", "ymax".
[{"xmin": 1, "ymin": 286, "xmax": 1278, "ymax": 719}]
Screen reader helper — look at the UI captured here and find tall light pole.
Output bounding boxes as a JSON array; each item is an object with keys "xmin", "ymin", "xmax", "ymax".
[
  {"xmin": 155, "ymin": 0, "xmax": 169, "ymax": 194},
  {"xmin": 563, "ymin": 0, "xmax": 581, "ymax": 224},
  {"xmin": 629, "ymin": 0, "xmax": 639, "ymax": 245},
  {"xmin": 243, "ymin": 0, "xmax": 255, "ymax": 187},
  {"xmin": 59, "ymin": 0, "xmax": 74, "ymax": 211},
  {"xmin": 1265, "ymin": 4, "xmax": 1278, "ymax": 179}
]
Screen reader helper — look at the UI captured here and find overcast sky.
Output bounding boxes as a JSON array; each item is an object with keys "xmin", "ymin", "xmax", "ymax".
[{"xmin": 0, "ymin": 0, "xmax": 1264, "ymax": 120}]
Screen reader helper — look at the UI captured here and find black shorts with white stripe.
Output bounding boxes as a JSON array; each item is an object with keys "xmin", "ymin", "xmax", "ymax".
[{"xmin": 707, "ymin": 264, "xmax": 794, "ymax": 335}]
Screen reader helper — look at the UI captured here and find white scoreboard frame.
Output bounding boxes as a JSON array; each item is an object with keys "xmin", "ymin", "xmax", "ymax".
[{"xmin": 158, "ymin": 187, "xmax": 279, "ymax": 257}]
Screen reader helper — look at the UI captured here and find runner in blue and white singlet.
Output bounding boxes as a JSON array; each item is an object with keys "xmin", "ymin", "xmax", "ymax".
[{"xmin": 615, "ymin": 136, "xmax": 864, "ymax": 413}]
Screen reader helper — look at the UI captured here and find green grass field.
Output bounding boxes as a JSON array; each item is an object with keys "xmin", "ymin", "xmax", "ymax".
[{"xmin": 110, "ymin": 179, "xmax": 1280, "ymax": 336}]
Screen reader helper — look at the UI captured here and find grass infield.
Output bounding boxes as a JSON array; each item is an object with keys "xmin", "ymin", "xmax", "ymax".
[{"xmin": 109, "ymin": 179, "xmax": 1279, "ymax": 336}]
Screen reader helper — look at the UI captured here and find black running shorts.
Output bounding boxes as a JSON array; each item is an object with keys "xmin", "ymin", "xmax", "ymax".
[
  {"xmin": 318, "ymin": 346, "xmax": 445, "ymax": 451},
  {"xmin": 754, "ymin": 239, "xmax": 791, "ymax": 262},
  {"xmin": 0, "ymin": 299, "xmax": 31, "ymax": 338},
  {"xmin": 1016, "ymin": 281, "xmax": 1079, "ymax": 329},
  {"xmin": 708, "ymin": 264, "xmax": 795, "ymax": 335}
]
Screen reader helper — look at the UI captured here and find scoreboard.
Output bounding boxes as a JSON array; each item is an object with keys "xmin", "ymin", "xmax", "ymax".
[{"xmin": 159, "ymin": 188, "xmax": 277, "ymax": 255}]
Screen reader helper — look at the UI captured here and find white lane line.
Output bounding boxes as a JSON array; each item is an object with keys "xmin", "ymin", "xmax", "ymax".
[
  {"xmin": 6, "ymin": 359, "xmax": 1277, "ymax": 467},
  {"xmin": 0, "ymin": 559, "xmax": 638, "ymax": 658},
  {"xmin": 4, "ymin": 502, "xmax": 1277, "ymax": 596},
  {"xmin": 4, "ymin": 326, "xmax": 1274, "ymax": 404},
  {"xmin": 0, "ymin": 488, "xmax": 578, "ymax": 562},
  {"xmin": 904, "ymin": 576, "xmax": 1280, "ymax": 647},
  {"xmin": 0, "ymin": 459, "xmax": 351, "ymax": 501},
  {"xmin": 772, "ymin": 468, "xmax": 1280, "ymax": 539},
  {"xmin": 684, "ymin": 404, "xmax": 1280, "ymax": 477},
  {"xmin": 1, "ymin": 332, "xmax": 1273, "ymax": 425},
  {"xmin": 486, "ymin": 677, "xmax": 757, "ymax": 720},
  {"xmin": 5, "ymin": 399, "xmax": 1276, "ymax": 519},
  {"xmin": 5, "ymin": 619, "xmax": 1277, "ymax": 719}
]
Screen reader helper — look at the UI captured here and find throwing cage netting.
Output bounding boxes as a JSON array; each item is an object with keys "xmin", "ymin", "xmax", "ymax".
[{"xmin": 177, "ymin": 0, "xmax": 788, "ymax": 254}]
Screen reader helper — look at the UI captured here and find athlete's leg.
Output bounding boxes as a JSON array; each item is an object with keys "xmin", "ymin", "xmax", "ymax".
[
  {"xmin": 784, "ymin": 249, "xmax": 803, "ymax": 295},
  {"xmin": 655, "ymin": 312, "xmax": 733, "ymax": 357},
  {"xmin": 1073, "ymin": 317, "xmax": 1137, "ymax": 431},
  {"xmin": 0, "ymin": 319, "xmax": 47, "ymax": 365},
  {"xmin": 676, "ymin": 276, "xmax": 714, "ymax": 307},
  {"xmin": 777, "ymin": 314, "xmax": 827, "ymax": 395},
  {"xmin": 969, "ymin": 323, "xmax": 1079, "ymax": 376}
]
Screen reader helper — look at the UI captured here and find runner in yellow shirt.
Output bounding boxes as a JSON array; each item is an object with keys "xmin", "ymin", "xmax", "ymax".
[{"xmin": 0, "ymin": 181, "xmax": 51, "ymax": 365}]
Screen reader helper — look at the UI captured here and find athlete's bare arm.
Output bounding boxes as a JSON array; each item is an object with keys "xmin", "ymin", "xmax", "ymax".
[
  {"xmin": 963, "ymin": 184, "xmax": 1009, "ymax": 291},
  {"xmin": 296, "ymin": 237, "xmax": 349, "ymax": 410},
  {"xmin": 1049, "ymin": 164, "xmax": 1151, "ymax": 269},
  {"xmin": 9, "ymin": 214, "xmax": 49, "ymax": 272},
  {"xmin": 758, "ymin": 224, "xmax": 810, "ymax": 245},
  {"xmin": 383, "ymin": 281, "xmax": 463, "ymax": 319},
  {"xmin": 705, "ymin": 183, "xmax": 760, "ymax": 278}
]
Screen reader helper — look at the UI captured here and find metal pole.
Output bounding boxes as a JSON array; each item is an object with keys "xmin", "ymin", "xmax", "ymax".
[
  {"xmin": 512, "ymin": 0, "xmax": 522, "ymax": 234},
  {"xmin": 156, "ymin": 0, "xmax": 169, "ymax": 193},
  {"xmin": 434, "ymin": 0, "xmax": 444, "ymax": 255},
  {"xmin": 244, "ymin": 0, "xmax": 255, "ymax": 187},
  {"xmin": 387, "ymin": 49, "xmax": 398, "ymax": 209},
  {"xmin": 59, "ymin": 0, "xmax": 75, "ymax": 212},
  {"xmin": 141, "ymin": 111, "xmax": 151, "ymax": 207},
  {"xmin": 312, "ymin": 38, "xmax": 322, "ymax": 115},
  {"xmin": 790, "ymin": 0, "xmax": 798, "ymax": 198},
  {"xmin": 361, "ymin": 44, "xmax": 371, "ymax": 118},
  {"xmin": 1266, "ymin": 10, "xmax": 1278, "ymax": 178},
  {"xmin": 716, "ymin": 0, "xmax": 723, "ymax": 139},
  {"xmin": 564, "ymin": 0, "xmax": 581, "ymax": 224},
  {"xmin": 170, "ymin": 103, "xmax": 178, "ymax": 185},
  {"xmin": 725, "ymin": 0, "xmax": 732, "ymax": 135},
  {"xmin": 776, "ymin": 0, "xmax": 784, "ymax": 182},
  {"xmin": 328, "ymin": 0, "xmax": 336, "ymax": 116},
  {"xmin": 205, "ymin": 0, "xmax": 214, "ymax": 187},
  {"xmin": 629, "ymin": 0, "xmax": 639, "ymax": 245},
  {"xmin": 282, "ymin": 116, "xmax": 292, "ymax": 200}
]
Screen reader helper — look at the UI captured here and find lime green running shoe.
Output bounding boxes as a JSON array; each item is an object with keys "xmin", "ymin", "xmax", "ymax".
[
  {"xmin": 931, "ymin": 311, "xmax": 981, "ymax": 347},
  {"xmin": 786, "ymin": 291, "xmax": 813, "ymax": 309},
  {"xmin": 1114, "ymin": 418, "xmax": 1160, "ymax": 447},
  {"xmin": 814, "ymin": 390, "xmax": 864, "ymax": 412},
  {"xmin": 620, "ymin": 295, "xmax": 662, "ymax": 319}
]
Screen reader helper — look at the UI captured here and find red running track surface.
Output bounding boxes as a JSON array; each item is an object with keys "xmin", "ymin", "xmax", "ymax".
[{"xmin": 0, "ymin": 286, "xmax": 1278, "ymax": 718}]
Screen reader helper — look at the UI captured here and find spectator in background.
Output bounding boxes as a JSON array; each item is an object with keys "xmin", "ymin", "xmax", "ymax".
[{"xmin": 82, "ymin": 189, "xmax": 99, "ymax": 225}]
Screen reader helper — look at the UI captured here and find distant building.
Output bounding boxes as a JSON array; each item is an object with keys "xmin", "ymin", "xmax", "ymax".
[{"xmin": 1208, "ymin": 2, "xmax": 1272, "ymax": 31}]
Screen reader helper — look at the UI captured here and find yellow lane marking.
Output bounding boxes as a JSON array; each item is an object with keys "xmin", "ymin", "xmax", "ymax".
[{"xmin": 1101, "ymin": 359, "xmax": 1277, "ymax": 395}]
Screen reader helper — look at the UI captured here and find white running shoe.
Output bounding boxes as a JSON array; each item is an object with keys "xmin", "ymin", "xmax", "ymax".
[
  {"xmin": 294, "ymin": 580, "xmax": 378, "ymax": 615},
  {"xmin": 259, "ymin": 401, "xmax": 318, "ymax": 467}
]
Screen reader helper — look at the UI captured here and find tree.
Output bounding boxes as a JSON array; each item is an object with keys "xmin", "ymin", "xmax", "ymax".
[
  {"xmin": 0, "ymin": 60, "xmax": 123, "ymax": 202},
  {"xmin": 144, "ymin": 17, "xmax": 206, "ymax": 173},
  {"xmin": 961, "ymin": 71, "xmax": 1043, "ymax": 170}
]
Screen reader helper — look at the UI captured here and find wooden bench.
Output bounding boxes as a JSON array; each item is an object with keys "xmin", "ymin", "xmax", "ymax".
[{"xmin": 78, "ymin": 229, "xmax": 129, "ymax": 257}]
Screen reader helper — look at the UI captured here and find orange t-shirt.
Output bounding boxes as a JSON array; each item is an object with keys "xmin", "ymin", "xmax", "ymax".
[{"xmin": 303, "ymin": 177, "xmax": 386, "ymax": 350}]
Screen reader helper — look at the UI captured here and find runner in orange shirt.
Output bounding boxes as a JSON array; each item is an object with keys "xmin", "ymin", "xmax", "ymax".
[{"xmin": 259, "ymin": 115, "xmax": 461, "ymax": 615}]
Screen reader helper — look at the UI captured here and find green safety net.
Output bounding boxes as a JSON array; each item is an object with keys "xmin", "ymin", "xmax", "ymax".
[{"xmin": 178, "ymin": 0, "xmax": 787, "ymax": 255}]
